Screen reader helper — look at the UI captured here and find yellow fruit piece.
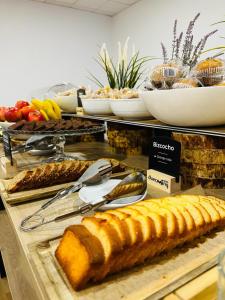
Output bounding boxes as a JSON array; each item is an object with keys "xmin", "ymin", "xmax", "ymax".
[
  {"xmin": 40, "ymin": 109, "xmax": 49, "ymax": 121},
  {"xmin": 42, "ymin": 100, "xmax": 58, "ymax": 120},
  {"xmin": 31, "ymin": 99, "xmax": 44, "ymax": 110},
  {"xmin": 45, "ymin": 99, "xmax": 61, "ymax": 119}
]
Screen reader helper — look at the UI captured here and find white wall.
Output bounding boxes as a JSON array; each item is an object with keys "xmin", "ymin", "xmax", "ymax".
[
  {"xmin": 1, "ymin": 0, "xmax": 225, "ymax": 106},
  {"xmin": 112, "ymin": 0, "xmax": 225, "ymax": 70},
  {"xmin": 0, "ymin": 0, "xmax": 112, "ymax": 105}
]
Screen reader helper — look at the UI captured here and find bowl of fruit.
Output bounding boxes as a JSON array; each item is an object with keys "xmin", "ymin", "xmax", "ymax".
[{"xmin": 0, "ymin": 99, "xmax": 62, "ymax": 128}]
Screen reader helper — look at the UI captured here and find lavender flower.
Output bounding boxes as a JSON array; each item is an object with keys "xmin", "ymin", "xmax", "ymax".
[
  {"xmin": 172, "ymin": 19, "xmax": 177, "ymax": 60},
  {"xmin": 161, "ymin": 42, "xmax": 168, "ymax": 63},
  {"xmin": 182, "ymin": 13, "xmax": 200, "ymax": 64},
  {"xmin": 190, "ymin": 39, "xmax": 202, "ymax": 67},
  {"xmin": 197, "ymin": 30, "xmax": 218, "ymax": 56},
  {"xmin": 175, "ymin": 32, "xmax": 183, "ymax": 59},
  {"xmin": 160, "ymin": 13, "xmax": 218, "ymax": 69}
]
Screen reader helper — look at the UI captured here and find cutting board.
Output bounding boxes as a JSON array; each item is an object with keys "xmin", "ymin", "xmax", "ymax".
[
  {"xmin": 29, "ymin": 229, "xmax": 225, "ymax": 300},
  {"xmin": 0, "ymin": 169, "xmax": 135, "ymax": 205},
  {"xmin": 0, "ymin": 180, "xmax": 75, "ymax": 205}
]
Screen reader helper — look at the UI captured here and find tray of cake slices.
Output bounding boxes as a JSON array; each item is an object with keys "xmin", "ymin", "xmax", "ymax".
[
  {"xmin": 28, "ymin": 186, "xmax": 225, "ymax": 300},
  {"xmin": 4, "ymin": 118, "xmax": 105, "ymax": 137},
  {"xmin": 0, "ymin": 158, "xmax": 133, "ymax": 204}
]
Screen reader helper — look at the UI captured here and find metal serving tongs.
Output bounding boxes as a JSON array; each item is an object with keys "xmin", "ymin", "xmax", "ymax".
[
  {"xmin": 12, "ymin": 135, "xmax": 56, "ymax": 155},
  {"xmin": 54, "ymin": 172, "xmax": 146, "ymax": 221},
  {"xmin": 20, "ymin": 172, "xmax": 146, "ymax": 232},
  {"xmin": 20, "ymin": 159, "xmax": 112, "ymax": 232}
]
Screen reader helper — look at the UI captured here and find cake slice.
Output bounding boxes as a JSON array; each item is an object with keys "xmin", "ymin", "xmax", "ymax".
[{"xmin": 55, "ymin": 225, "xmax": 104, "ymax": 290}]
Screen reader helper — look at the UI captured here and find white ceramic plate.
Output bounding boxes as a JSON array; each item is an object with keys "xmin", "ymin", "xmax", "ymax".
[
  {"xmin": 54, "ymin": 95, "xmax": 78, "ymax": 112},
  {"xmin": 79, "ymin": 179, "xmax": 146, "ymax": 210},
  {"xmin": 110, "ymin": 98, "xmax": 152, "ymax": 120},
  {"xmin": 141, "ymin": 86, "xmax": 225, "ymax": 127},
  {"xmin": 81, "ymin": 98, "xmax": 113, "ymax": 115}
]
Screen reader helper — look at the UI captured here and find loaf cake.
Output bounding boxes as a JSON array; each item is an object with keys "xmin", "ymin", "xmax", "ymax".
[
  {"xmin": 7, "ymin": 159, "xmax": 126, "ymax": 193},
  {"xmin": 55, "ymin": 195, "xmax": 225, "ymax": 290},
  {"xmin": 107, "ymin": 124, "xmax": 151, "ymax": 155},
  {"xmin": 172, "ymin": 133, "xmax": 225, "ymax": 149},
  {"xmin": 181, "ymin": 149, "xmax": 225, "ymax": 164},
  {"xmin": 172, "ymin": 132, "xmax": 225, "ymax": 189},
  {"xmin": 181, "ymin": 163, "xmax": 225, "ymax": 179},
  {"xmin": 182, "ymin": 177, "xmax": 225, "ymax": 189}
]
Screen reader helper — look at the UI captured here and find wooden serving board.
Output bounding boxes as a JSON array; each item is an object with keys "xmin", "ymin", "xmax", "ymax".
[
  {"xmin": 0, "ymin": 180, "xmax": 75, "ymax": 205},
  {"xmin": 29, "ymin": 229, "xmax": 225, "ymax": 300},
  {"xmin": 0, "ymin": 169, "xmax": 134, "ymax": 205}
]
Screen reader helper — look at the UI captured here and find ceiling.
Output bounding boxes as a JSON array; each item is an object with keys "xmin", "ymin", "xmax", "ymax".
[{"xmin": 31, "ymin": 0, "xmax": 141, "ymax": 16}]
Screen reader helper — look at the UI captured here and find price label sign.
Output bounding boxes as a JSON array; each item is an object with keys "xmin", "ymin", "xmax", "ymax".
[
  {"xmin": 77, "ymin": 88, "xmax": 86, "ymax": 107},
  {"xmin": 149, "ymin": 136, "xmax": 181, "ymax": 181},
  {"xmin": 3, "ymin": 132, "xmax": 13, "ymax": 165}
]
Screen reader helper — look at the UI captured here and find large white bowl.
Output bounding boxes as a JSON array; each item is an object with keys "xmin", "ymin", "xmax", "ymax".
[
  {"xmin": 54, "ymin": 95, "xmax": 78, "ymax": 112},
  {"xmin": 81, "ymin": 98, "xmax": 113, "ymax": 115},
  {"xmin": 110, "ymin": 98, "xmax": 152, "ymax": 120},
  {"xmin": 141, "ymin": 86, "xmax": 225, "ymax": 127}
]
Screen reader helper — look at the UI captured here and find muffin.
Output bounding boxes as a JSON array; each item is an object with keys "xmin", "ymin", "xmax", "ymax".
[
  {"xmin": 172, "ymin": 78, "xmax": 200, "ymax": 89},
  {"xmin": 195, "ymin": 58, "xmax": 225, "ymax": 86},
  {"xmin": 150, "ymin": 62, "xmax": 183, "ymax": 89}
]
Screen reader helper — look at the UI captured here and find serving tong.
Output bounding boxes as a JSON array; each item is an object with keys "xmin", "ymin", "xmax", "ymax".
[
  {"xmin": 13, "ymin": 135, "xmax": 86, "ymax": 168},
  {"xmin": 20, "ymin": 159, "xmax": 112, "ymax": 232},
  {"xmin": 20, "ymin": 170, "xmax": 146, "ymax": 232},
  {"xmin": 54, "ymin": 172, "xmax": 146, "ymax": 222},
  {"xmin": 11, "ymin": 135, "xmax": 56, "ymax": 154}
]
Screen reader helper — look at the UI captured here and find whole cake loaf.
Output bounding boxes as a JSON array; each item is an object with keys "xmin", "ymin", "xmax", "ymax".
[
  {"xmin": 182, "ymin": 177, "xmax": 225, "ymax": 189},
  {"xmin": 172, "ymin": 132, "xmax": 225, "ymax": 189},
  {"xmin": 172, "ymin": 133, "xmax": 225, "ymax": 149},
  {"xmin": 7, "ymin": 159, "xmax": 126, "ymax": 193},
  {"xmin": 181, "ymin": 163, "xmax": 225, "ymax": 179},
  {"xmin": 55, "ymin": 195, "xmax": 225, "ymax": 290}
]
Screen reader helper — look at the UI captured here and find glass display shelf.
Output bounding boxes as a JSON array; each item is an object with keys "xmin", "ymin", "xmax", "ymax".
[{"xmin": 63, "ymin": 114, "xmax": 225, "ymax": 138}]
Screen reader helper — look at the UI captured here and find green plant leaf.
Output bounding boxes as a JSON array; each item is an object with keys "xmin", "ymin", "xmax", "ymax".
[
  {"xmin": 211, "ymin": 20, "xmax": 225, "ymax": 26},
  {"xmin": 201, "ymin": 46, "xmax": 225, "ymax": 54}
]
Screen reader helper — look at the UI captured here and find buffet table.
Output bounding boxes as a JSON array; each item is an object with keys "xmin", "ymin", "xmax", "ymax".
[{"xmin": 0, "ymin": 137, "xmax": 224, "ymax": 300}]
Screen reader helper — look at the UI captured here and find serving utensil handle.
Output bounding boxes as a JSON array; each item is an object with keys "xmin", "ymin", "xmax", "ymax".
[{"xmin": 41, "ymin": 181, "xmax": 83, "ymax": 210}]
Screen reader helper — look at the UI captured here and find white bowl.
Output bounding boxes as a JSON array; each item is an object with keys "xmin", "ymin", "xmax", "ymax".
[
  {"xmin": 141, "ymin": 86, "xmax": 225, "ymax": 127},
  {"xmin": 81, "ymin": 98, "xmax": 113, "ymax": 115},
  {"xmin": 54, "ymin": 95, "xmax": 78, "ymax": 112},
  {"xmin": 110, "ymin": 98, "xmax": 152, "ymax": 120}
]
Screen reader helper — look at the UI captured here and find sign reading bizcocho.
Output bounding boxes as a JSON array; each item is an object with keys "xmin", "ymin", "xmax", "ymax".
[{"xmin": 149, "ymin": 136, "xmax": 181, "ymax": 182}]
